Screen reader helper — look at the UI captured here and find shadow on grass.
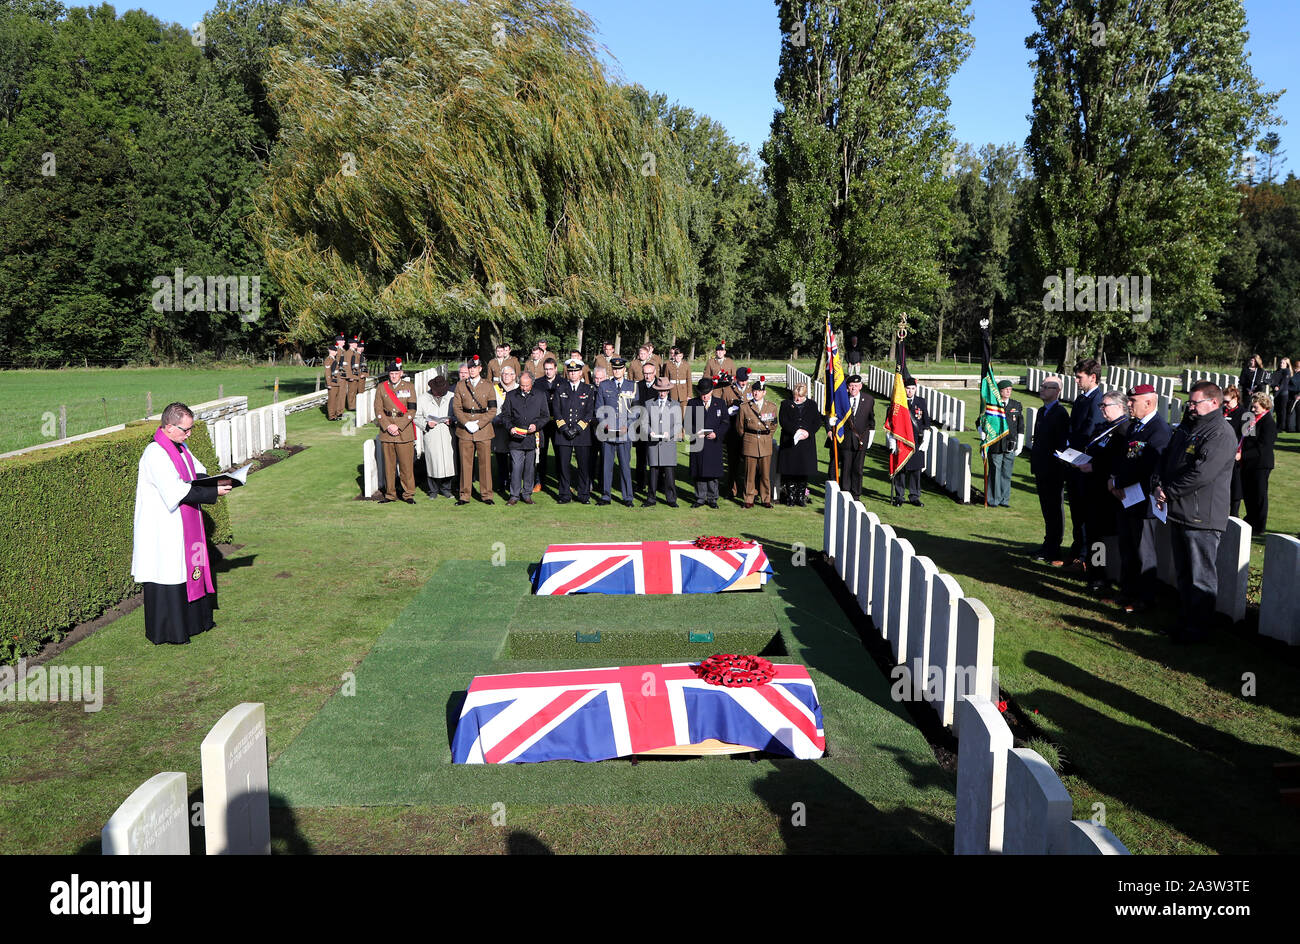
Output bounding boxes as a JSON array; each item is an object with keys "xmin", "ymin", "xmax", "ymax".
[
  {"xmin": 1019, "ymin": 654, "xmax": 1300, "ymax": 853},
  {"xmin": 750, "ymin": 757, "xmax": 948, "ymax": 853}
]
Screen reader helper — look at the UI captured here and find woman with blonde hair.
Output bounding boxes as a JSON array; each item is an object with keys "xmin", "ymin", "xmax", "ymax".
[
  {"xmin": 1239, "ymin": 391, "xmax": 1277, "ymax": 533},
  {"xmin": 778, "ymin": 382, "xmax": 820, "ymax": 505}
]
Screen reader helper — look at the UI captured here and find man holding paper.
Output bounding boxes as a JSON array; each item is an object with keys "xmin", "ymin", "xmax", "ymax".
[
  {"xmin": 1108, "ymin": 384, "xmax": 1172, "ymax": 613},
  {"xmin": 1030, "ymin": 378, "xmax": 1071, "ymax": 564},
  {"xmin": 132, "ymin": 403, "xmax": 233, "ymax": 645},
  {"xmin": 1076, "ymin": 392, "xmax": 1130, "ymax": 595}
]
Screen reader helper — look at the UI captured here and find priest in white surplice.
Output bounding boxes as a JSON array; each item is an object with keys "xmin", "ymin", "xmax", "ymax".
[{"xmin": 131, "ymin": 402, "xmax": 232, "ymax": 644}]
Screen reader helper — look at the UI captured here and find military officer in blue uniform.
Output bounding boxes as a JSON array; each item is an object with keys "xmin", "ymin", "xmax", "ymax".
[
  {"xmin": 552, "ymin": 358, "xmax": 595, "ymax": 504},
  {"xmin": 596, "ymin": 357, "xmax": 637, "ymax": 506}
]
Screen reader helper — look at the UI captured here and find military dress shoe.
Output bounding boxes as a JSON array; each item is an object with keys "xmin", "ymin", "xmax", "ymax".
[
  {"xmin": 909, "ymin": 498, "xmax": 924, "ymax": 507},
  {"xmin": 643, "ymin": 500, "xmax": 657, "ymax": 507},
  {"xmin": 378, "ymin": 498, "xmax": 393, "ymax": 504},
  {"xmin": 762, "ymin": 502, "xmax": 773, "ymax": 509},
  {"xmin": 667, "ymin": 501, "xmax": 678, "ymax": 508},
  {"xmin": 596, "ymin": 498, "xmax": 611, "ymax": 506},
  {"xmin": 691, "ymin": 501, "xmax": 705, "ymax": 508},
  {"xmin": 707, "ymin": 501, "xmax": 718, "ymax": 509},
  {"xmin": 623, "ymin": 500, "xmax": 634, "ymax": 507},
  {"xmin": 482, "ymin": 498, "xmax": 495, "ymax": 505},
  {"xmin": 455, "ymin": 499, "xmax": 469, "ymax": 506},
  {"xmin": 557, "ymin": 496, "xmax": 572, "ymax": 504},
  {"xmin": 576, "ymin": 497, "xmax": 590, "ymax": 504},
  {"xmin": 403, "ymin": 498, "xmax": 415, "ymax": 504},
  {"xmin": 890, "ymin": 498, "xmax": 903, "ymax": 507}
]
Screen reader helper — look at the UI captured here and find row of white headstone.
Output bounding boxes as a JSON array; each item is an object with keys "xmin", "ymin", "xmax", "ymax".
[
  {"xmin": 823, "ymin": 479, "xmax": 1129, "ymax": 854},
  {"xmin": 208, "ymin": 404, "xmax": 286, "ymax": 470},
  {"xmin": 102, "ymin": 703, "xmax": 270, "ymax": 855},
  {"xmin": 862, "ymin": 364, "xmax": 967, "ymax": 431},
  {"xmin": 354, "ymin": 365, "xmax": 448, "ymax": 429},
  {"xmin": 1182, "ymin": 368, "xmax": 1237, "ymax": 393},
  {"xmin": 785, "ymin": 364, "xmax": 826, "ymax": 405},
  {"xmin": 1106, "ymin": 365, "xmax": 1177, "ymax": 398},
  {"xmin": 1024, "ymin": 370, "xmax": 1183, "ymax": 426}
]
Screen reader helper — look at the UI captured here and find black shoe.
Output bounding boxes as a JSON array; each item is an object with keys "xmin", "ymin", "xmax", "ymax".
[
  {"xmin": 643, "ymin": 501, "xmax": 657, "ymax": 507},
  {"xmin": 403, "ymin": 498, "xmax": 415, "ymax": 504},
  {"xmin": 596, "ymin": 498, "xmax": 611, "ymax": 506},
  {"xmin": 378, "ymin": 498, "xmax": 393, "ymax": 504},
  {"xmin": 576, "ymin": 497, "xmax": 590, "ymax": 504},
  {"xmin": 708, "ymin": 501, "xmax": 718, "ymax": 509},
  {"xmin": 691, "ymin": 501, "xmax": 704, "ymax": 508},
  {"xmin": 891, "ymin": 498, "xmax": 903, "ymax": 506},
  {"xmin": 624, "ymin": 500, "xmax": 634, "ymax": 507},
  {"xmin": 667, "ymin": 501, "xmax": 678, "ymax": 508},
  {"xmin": 425, "ymin": 491, "xmax": 437, "ymax": 499},
  {"xmin": 455, "ymin": 499, "xmax": 469, "ymax": 506},
  {"xmin": 909, "ymin": 498, "xmax": 923, "ymax": 507},
  {"xmin": 482, "ymin": 498, "xmax": 495, "ymax": 505},
  {"xmin": 558, "ymin": 496, "xmax": 572, "ymax": 504}
]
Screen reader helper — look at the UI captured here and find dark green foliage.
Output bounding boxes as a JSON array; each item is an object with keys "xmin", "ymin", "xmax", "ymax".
[{"xmin": 0, "ymin": 421, "xmax": 231, "ymax": 663}]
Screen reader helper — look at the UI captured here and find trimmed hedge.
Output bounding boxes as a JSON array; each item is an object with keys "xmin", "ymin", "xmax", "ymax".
[{"xmin": 0, "ymin": 421, "xmax": 232, "ymax": 664}]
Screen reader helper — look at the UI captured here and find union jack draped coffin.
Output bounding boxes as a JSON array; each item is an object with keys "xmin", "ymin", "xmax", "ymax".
[
  {"xmin": 531, "ymin": 541, "xmax": 772, "ymax": 595},
  {"xmin": 451, "ymin": 662, "xmax": 826, "ymax": 763}
]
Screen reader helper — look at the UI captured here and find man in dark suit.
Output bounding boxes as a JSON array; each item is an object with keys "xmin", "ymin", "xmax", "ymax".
[
  {"xmin": 552, "ymin": 359, "xmax": 595, "ymax": 503},
  {"xmin": 838, "ymin": 373, "xmax": 875, "ymax": 498},
  {"xmin": 501, "ymin": 371, "xmax": 551, "ymax": 505},
  {"xmin": 1108, "ymin": 383, "xmax": 1172, "ymax": 612},
  {"xmin": 891, "ymin": 375, "xmax": 929, "ymax": 507},
  {"xmin": 1066, "ymin": 358, "xmax": 1106, "ymax": 567},
  {"xmin": 531, "ymin": 357, "xmax": 560, "ymax": 492},
  {"xmin": 1030, "ymin": 377, "xmax": 1071, "ymax": 563},
  {"xmin": 686, "ymin": 377, "xmax": 730, "ymax": 507}
]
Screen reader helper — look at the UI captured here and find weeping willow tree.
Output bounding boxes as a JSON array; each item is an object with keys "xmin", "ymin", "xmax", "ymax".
[{"xmin": 251, "ymin": 0, "xmax": 696, "ymax": 349}]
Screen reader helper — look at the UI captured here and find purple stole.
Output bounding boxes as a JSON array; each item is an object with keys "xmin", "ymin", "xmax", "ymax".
[{"xmin": 152, "ymin": 428, "xmax": 214, "ymax": 601}]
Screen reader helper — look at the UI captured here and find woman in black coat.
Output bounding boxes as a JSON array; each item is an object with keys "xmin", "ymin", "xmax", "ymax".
[
  {"xmin": 778, "ymin": 383, "xmax": 821, "ymax": 505},
  {"xmin": 1239, "ymin": 391, "xmax": 1277, "ymax": 533},
  {"xmin": 1239, "ymin": 354, "xmax": 1267, "ymax": 396}
]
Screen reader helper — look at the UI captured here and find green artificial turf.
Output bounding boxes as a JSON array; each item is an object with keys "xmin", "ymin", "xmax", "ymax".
[{"xmin": 265, "ymin": 556, "xmax": 954, "ymax": 855}]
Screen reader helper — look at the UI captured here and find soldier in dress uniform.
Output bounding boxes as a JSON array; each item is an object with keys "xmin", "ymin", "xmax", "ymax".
[
  {"xmin": 628, "ymin": 343, "xmax": 662, "ymax": 383},
  {"xmin": 664, "ymin": 346, "xmax": 692, "ymax": 407},
  {"xmin": 594, "ymin": 341, "xmax": 616, "ymax": 375},
  {"xmin": 374, "ymin": 358, "xmax": 418, "ymax": 503},
  {"xmin": 686, "ymin": 376, "xmax": 729, "ymax": 508},
  {"xmin": 487, "ymin": 342, "xmax": 521, "ymax": 386},
  {"xmin": 890, "ymin": 374, "xmax": 930, "ymax": 507},
  {"xmin": 452, "ymin": 353, "xmax": 498, "ymax": 504},
  {"xmin": 985, "ymin": 380, "xmax": 1024, "ymax": 507},
  {"xmin": 552, "ymin": 358, "xmax": 595, "ymax": 503},
  {"xmin": 721, "ymin": 367, "xmax": 751, "ymax": 500},
  {"xmin": 343, "ymin": 335, "xmax": 361, "ymax": 411},
  {"xmin": 596, "ymin": 358, "xmax": 637, "ymax": 505},
  {"xmin": 706, "ymin": 341, "xmax": 735, "ymax": 379},
  {"xmin": 352, "ymin": 338, "xmax": 370, "ymax": 410},
  {"xmin": 739, "ymin": 377, "xmax": 777, "ymax": 508},
  {"xmin": 523, "ymin": 343, "xmax": 548, "ymax": 386},
  {"xmin": 325, "ymin": 334, "xmax": 346, "ymax": 420}
]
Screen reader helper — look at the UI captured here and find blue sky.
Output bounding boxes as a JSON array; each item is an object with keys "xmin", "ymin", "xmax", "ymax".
[{"xmin": 129, "ymin": 0, "xmax": 1296, "ymax": 168}]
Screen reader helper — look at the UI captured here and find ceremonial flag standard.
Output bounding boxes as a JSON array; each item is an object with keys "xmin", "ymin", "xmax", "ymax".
[
  {"xmin": 823, "ymin": 319, "xmax": 851, "ymax": 444},
  {"xmin": 977, "ymin": 320, "xmax": 1008, "ymax": 457},
  {"xmin": 884, "ymin": 342, "xmax": 915, "ymax": 476}
]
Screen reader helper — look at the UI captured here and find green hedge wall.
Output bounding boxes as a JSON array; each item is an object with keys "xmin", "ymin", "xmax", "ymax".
[{"xmin": 0, "ymin": 421, "xmax": 232, "ymax": 664}]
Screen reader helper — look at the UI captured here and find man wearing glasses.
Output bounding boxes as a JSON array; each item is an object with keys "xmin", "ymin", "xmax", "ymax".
[
  {"xmin": 1153, "ymin": 382, "xmax": 1236, "ymax": 644},
  {"xmin": 132, "ymin": 403, "xmax": 232, "ymax": 645},
  {"xmin": 1107, "ymin": 384, "xmax": 1171, "ymax": 613}
]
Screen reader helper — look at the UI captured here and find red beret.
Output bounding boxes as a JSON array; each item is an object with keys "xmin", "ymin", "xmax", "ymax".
[{"xmin": 1130, "ymin": 383, "xmax": 1155, "ymax": 396}]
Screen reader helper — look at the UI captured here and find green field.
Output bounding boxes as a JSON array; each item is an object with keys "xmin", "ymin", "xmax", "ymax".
[{"xmin": 2, "ymin": 369, "xmax": 1298, "ymax": 854}]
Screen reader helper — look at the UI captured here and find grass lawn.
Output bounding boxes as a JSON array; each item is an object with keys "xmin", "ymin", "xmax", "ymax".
[{"xmin": 2, "ymin": 373, "xmax": 1298, "ymax": 854}]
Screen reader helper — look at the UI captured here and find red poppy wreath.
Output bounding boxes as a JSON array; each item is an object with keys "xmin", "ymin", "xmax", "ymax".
[{"xmin": 694, "ymin": 654, "xmax": 776, "ymax": 687}]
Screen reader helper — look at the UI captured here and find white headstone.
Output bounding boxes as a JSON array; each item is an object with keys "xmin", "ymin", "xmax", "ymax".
[
  {"xmin": 102, "ymin": 771, "xmax": 189, "ymax": 855},
  {"xmin": 956, "ymin": 443, "xmax": 972, "ymax": 503},
  {"xmin": 905, "ymin": 556, "xmax": 939, "ymax": 699},
  {"xmin": 231, "ymin": 415, "xmax": 247, "ymax": 465},
  {"xmin": 836, "ymin": 490, "xmax": 853, "ymax": 578},
  {"xmin": 214, "ymin": 419, "xmax": 231, "ymax": 471},
  {"xmin": 844, "ymin": 502, "xmax": 864, "ymax": 597},
  {"xmin": 955, "ymin": 696, "xmax": 1012, "ymax": 855},
  {"xmin": 1216, "ymin": 517, "xmax": 1250, "ymax": 622},
  {"xmin": 886, "ymin": 536, "xmax": 916, "ymax": 662},
  {"xmin": 955, "ymin": 597, "xmax": 996, "ymax": 703},
  {"xmin": 1004, "ymin": 748, "xmax": 1072, "ymax": 854},
  {"xmin": 247, "ymin": 412, "xmax": 261, "ymax": 457},
  {"xmin": 928, "ymin": 573, "xmax": 964, "ymax": 727},
  {"xmin": 200, "ymin": 703, "xmax": 270, "ymax": 855},
  {"xmin": 935, "ymin": 432, "xmax": 949, "ymax": 489},
  {"xmin": 870, "ymin": 524, "xmax": 897, "ymax": 635},
  {"xmin": 1259, "ymin": 533, "xmax": 1300, "ymax": 645},
  {"xmin": 824, "ymin": 480, "xmax": 840, "ymax": 557},
  {"xmin": 275, "ymin": 405, "xmax": 287, "ymax": 444},
  {"xmin": 261, "ymin": 409, "xmax": 274, "ymax": 451},
  {"xmin": 363, "ymin": 439, "xmax": 378, "ymax": 498},
  {"xmin": 1064, "ymin": 820, "xmax": 1130, "ymax": 854},
  {"xmin": 855, "ymin": 511, "xmax": 880, "ymax": 615}
]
